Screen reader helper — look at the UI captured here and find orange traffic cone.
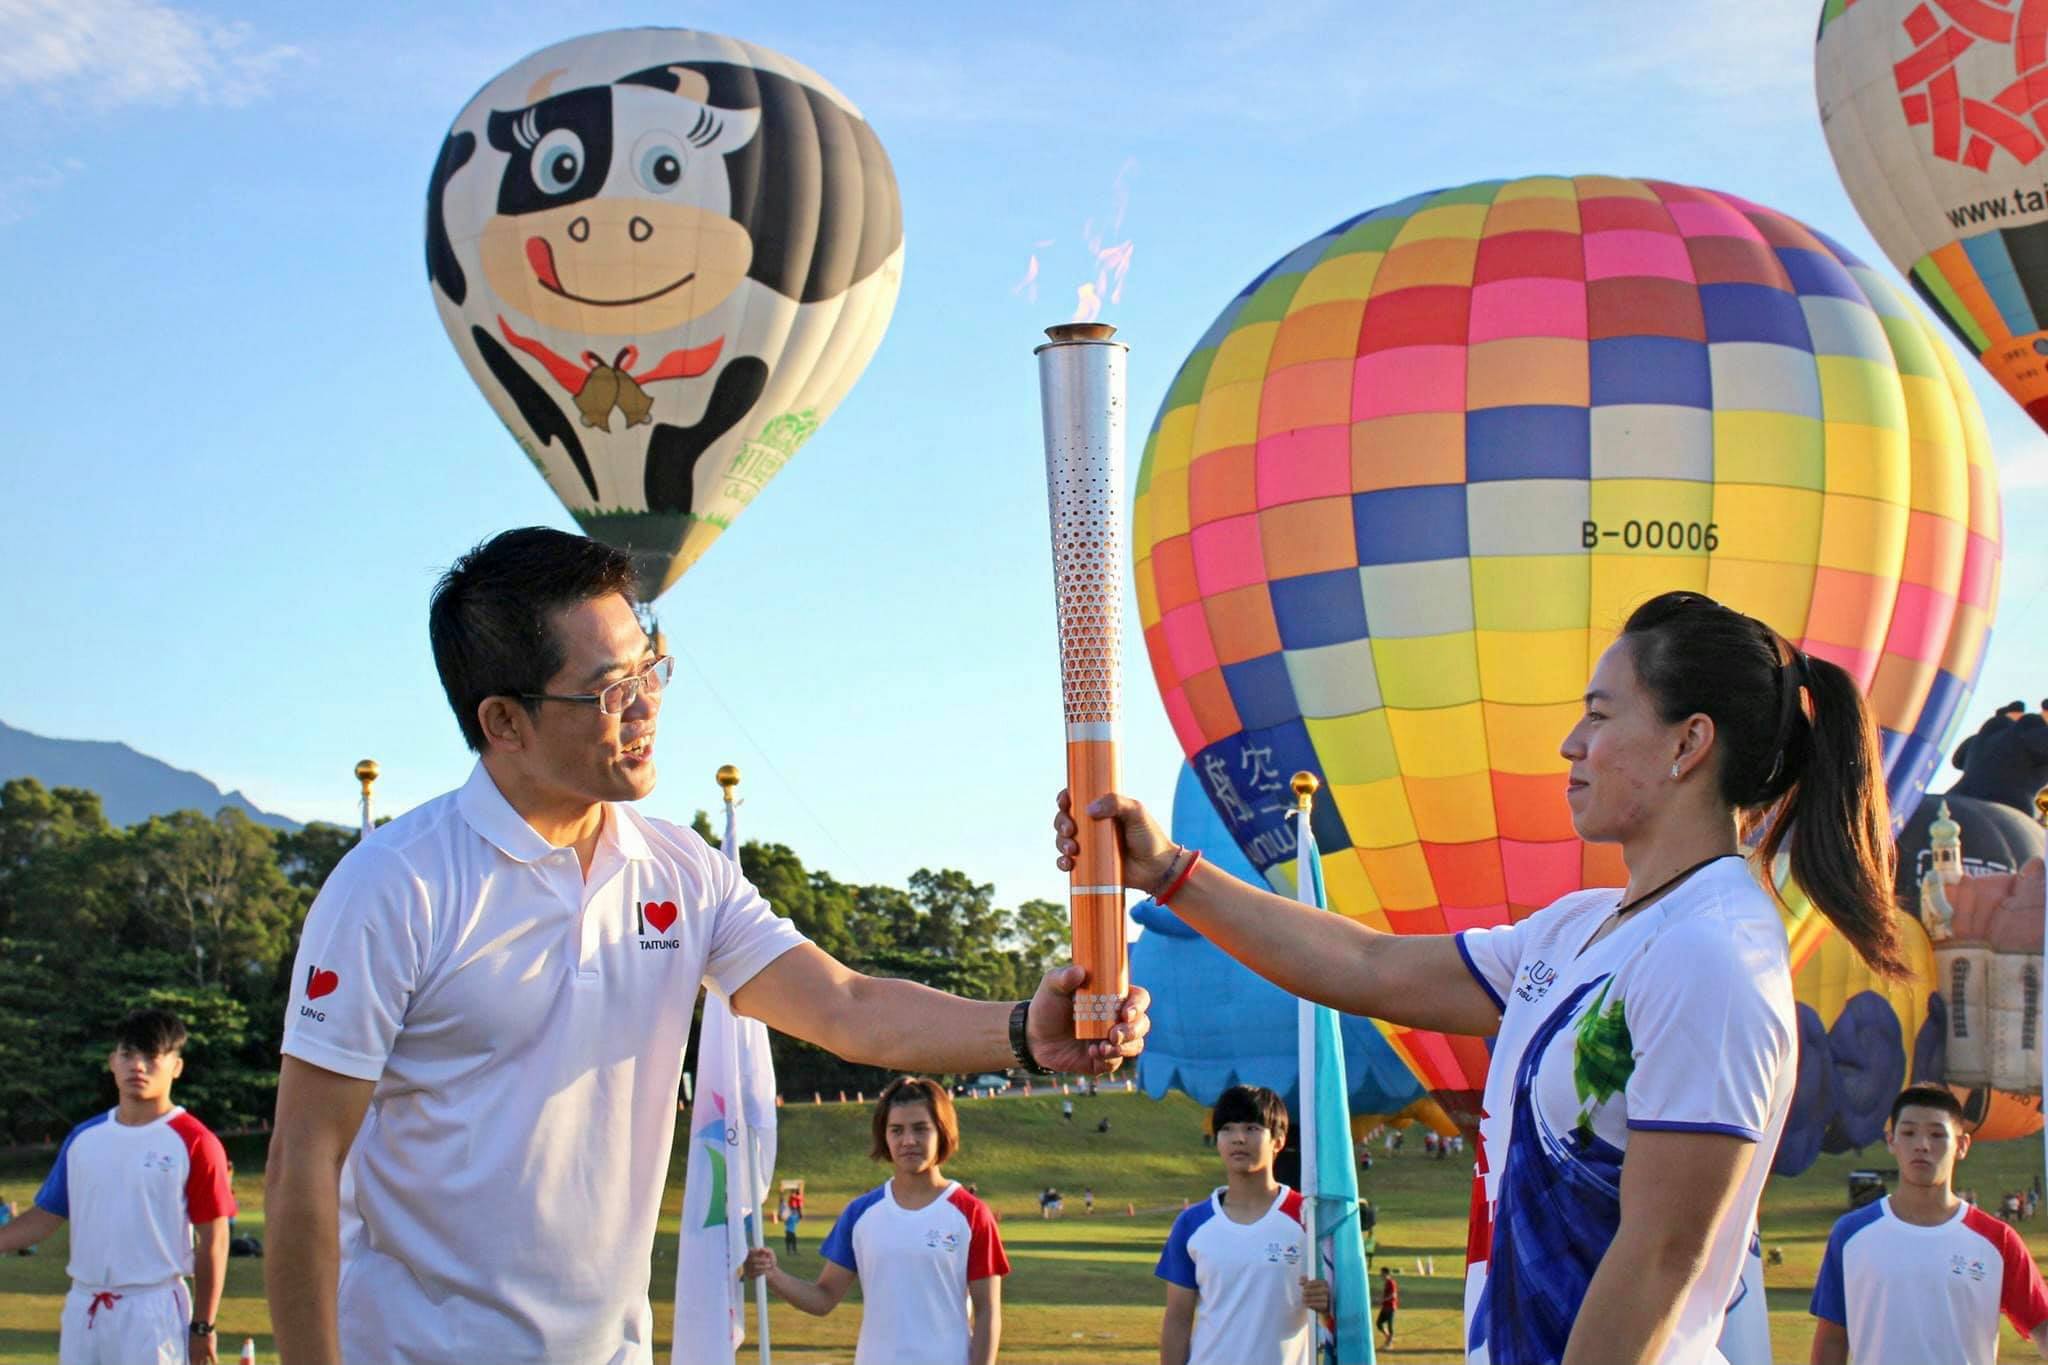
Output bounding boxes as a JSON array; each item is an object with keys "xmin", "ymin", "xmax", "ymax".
[{"xmin": 239, "ymin": 1340, "xmax": 256, "ymax": 1364}]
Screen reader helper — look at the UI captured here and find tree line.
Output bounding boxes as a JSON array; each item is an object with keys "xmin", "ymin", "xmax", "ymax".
[{"xmin": 0, "ymin": 777, "xmax": 1072, "ymax": 1144}]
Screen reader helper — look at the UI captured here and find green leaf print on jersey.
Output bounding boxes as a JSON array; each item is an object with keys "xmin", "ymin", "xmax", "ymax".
[{"xmin": 1572, "ymin": 979, "xmax": 1634, "ymax": 1134}]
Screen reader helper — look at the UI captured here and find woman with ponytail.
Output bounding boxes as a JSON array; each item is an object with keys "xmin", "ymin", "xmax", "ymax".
[{"xmin": 1055, "ymin": 591, "xmax": 1901, "ymax": 1365}]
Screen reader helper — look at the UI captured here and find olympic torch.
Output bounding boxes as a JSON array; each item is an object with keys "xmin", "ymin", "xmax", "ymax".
[{"xmin": 1036, "ymin": 321, "xmax": 1130, "ymax": 1040}]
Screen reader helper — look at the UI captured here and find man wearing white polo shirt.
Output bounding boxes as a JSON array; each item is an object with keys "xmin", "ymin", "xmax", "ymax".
[{"xmin": 264, "ymin": 528, "xmax": 1150, "ymax": 1365}]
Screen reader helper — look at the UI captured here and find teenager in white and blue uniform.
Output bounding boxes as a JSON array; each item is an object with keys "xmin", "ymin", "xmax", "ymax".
[
  {"xmin": 0, "ymin": 1009, "xmax": 237, "ymax": 1365},
  {"xmin": 747, "ymin": 1077, "xmax": 1009, "ymax": 1365},
  {"xmin": 1810, "ymin": 1084, "xmax": 2048, "ymax": 1365},
  {"xmin": 1057, "ymin": 591, "xmax": 1910, "ymax": 1364},
  {"xmin": 1155, "ymin": 1084, "xmax": 1331, "ymax": 1365}
]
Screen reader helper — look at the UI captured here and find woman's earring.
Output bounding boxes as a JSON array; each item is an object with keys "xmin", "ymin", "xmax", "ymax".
[{"xmin": 1669, "ymin": 763, "xmax": 1681, "ymax": 779}]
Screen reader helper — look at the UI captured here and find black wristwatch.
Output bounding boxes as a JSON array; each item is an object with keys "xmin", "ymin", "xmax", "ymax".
[
  {"xmin": 189, "ymin": 1321, "xmax": 214, "ymax": 1337},
  {"xmin": 1008, "ymin": 1000, "xmax": 1052, "ymax": 1075}
]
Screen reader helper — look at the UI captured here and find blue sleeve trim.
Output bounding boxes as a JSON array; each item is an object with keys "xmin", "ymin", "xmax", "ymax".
[
  {"xmin": 1454, "ymin": 933, "xmax": 1507, "ymax": 1013},
  {"xmin": 1810, "ymin": 1204, "xmax": 1880, "ymax": 1324},
  {"xmin": 33, "ymin": 1112, "xmax": 111, "ymax": 1219},
  {"xmin": 1154, "ymin": 1202, "xmax": 1210, "ymax": 1290},
  {"xmin": 1626, "ymin": 1118, "xmax": 1762, "ymax": 1142},
  {"xmin": 818, "ymin": 1185, "xmax": 884, "ymax": 1274}
]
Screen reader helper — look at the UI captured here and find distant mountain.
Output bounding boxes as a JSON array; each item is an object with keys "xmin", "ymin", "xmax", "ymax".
[{"xmin": 0, "ymin": 719, "xmax": 303, "ymax": 832}]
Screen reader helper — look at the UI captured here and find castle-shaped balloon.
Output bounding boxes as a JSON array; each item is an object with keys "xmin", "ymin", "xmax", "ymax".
[
  {"xmin": 1916, "ymin": 799, "xmax": 2046, "ymax": 1093},
  {"xmin": 1917, "ymin": 800, "xmax": 1965, "ymax": 939}
]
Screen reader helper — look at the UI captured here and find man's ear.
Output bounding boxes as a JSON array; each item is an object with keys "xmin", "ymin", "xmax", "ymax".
[
  {"xmin": 171, "ymin": 1054, "xmax": 185, "ymax": 1082},
  {"xmin": 1956, "ymin": 1131, "xmax": 1972, "ymax": 1162},
  {"xmin": 477, "ymin": 697, "xmax": 531, "ymax": 753}
]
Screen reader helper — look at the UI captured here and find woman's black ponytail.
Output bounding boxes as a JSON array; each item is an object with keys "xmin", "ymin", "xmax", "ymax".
[{"xmin": 1624, "ymin": 592, "xmax": 1905, "ymax": 978}]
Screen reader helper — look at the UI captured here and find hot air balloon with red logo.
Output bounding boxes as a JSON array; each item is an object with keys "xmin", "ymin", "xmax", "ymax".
[{"xmin": 1819, "ymin": 0, "xmax": 2048, "ymax": 431}]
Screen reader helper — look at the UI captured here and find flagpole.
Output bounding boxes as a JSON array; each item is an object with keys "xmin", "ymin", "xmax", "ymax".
[
  {"xmin": 1293, "ymin": 772, "xmax": 1320, "ymax": 1285},
  {"xmin": 720, "ymin": 765, "xmax": 773, "ymax": 1365},
  {"xmin": 354, "ymin": 759, "xmax": 379, "ymax": 841}
]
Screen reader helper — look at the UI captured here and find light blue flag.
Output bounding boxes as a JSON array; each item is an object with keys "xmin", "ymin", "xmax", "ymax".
[{"xmin": 1296, "ymin": 816, "xmax": 1375, "ymax": 1365}]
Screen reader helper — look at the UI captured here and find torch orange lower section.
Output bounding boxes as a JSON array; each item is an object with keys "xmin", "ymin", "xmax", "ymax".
[{"xmin": 1066, "ymin": 737, "xmax": 1127, "ymax": 1039}]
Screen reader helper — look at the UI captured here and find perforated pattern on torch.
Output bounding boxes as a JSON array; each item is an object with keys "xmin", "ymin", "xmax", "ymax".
[{"xmin": 1037, "ymin": 326, "xmax": 1130, "ymax": 1038}]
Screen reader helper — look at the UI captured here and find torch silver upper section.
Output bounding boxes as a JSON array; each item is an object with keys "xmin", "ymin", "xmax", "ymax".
[{"xmin": 1036, "ymin": 326, "xmax": 1129, "ymax": 728}]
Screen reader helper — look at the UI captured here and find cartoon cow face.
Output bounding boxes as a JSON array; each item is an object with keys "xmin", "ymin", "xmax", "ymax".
[
  {"xmin": 426, "ymin": 32, "xmax": 904, "ymax": 578},
  {"xmin": 477, "ymin": 70, "xmax": 761, "ymax": 337}
]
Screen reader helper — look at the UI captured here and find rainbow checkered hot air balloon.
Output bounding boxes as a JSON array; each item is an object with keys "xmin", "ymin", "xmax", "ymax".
[
  {"xmin": 1819, "ymin": 0, "xmax": 2048, "ymax": 431},
  {"xmin": 1131, "ymin": 176, "xmax": 2003, "ymax": 1126}
]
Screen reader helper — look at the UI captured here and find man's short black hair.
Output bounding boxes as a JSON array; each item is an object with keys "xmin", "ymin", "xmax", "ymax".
[
  {"xmin": 113, "ymin": 1008, "xmax": 187, "ymax": 1057},
  {"xmin": 1212, "ymin": 1084, "xmax": 1288, "ymax": 1142},
  {"xmin": 1889, "ymin": 1083, "xmax": 1965, "ymax": 1129},
  {"xmin": 2004, "ymin": 700, "xmax": 2028, "ymax": 714},
  {"xmin": 428, "ymin": 528, "xmax": 640, "ymax": 751}
]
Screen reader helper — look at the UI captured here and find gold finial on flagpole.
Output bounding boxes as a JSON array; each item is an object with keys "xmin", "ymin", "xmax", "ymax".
[
  {"xmin": 354, "ymin": 759, "xmax": 381, "ymax": 839},
  {"xmin": 1291, "ymin": 770, "xmax": 1318, "ymax": 814},
  {"xmin": 716, "ymin": 764, "xmax": 741, "ymax": 804}
]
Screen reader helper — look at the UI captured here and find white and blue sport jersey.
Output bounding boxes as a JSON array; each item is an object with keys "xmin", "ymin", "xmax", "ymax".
[
  {"xmin": 819, "ymin": 1180, "xmax": 1008, "ymax": 1365},
  {"xmin": 1812, "ymin": 1196, "xmax": 2048, "ymax": 1364},
  {"xmin": 1457, "ymin": 856, "xmax": 1794, "ymax": 1365},
  {"xmin": 35, "ymin": 1106, "xmax": 235, "ymax": 1289},
  {"xmin": 1155, "ymin": 1186, "xmax": 1312, "ymax": 1365}
]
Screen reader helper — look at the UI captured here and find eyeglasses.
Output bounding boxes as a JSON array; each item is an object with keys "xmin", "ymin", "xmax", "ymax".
[{"xmin": 521, "ymin": 655, "xmax": 673, "ymax": 716}]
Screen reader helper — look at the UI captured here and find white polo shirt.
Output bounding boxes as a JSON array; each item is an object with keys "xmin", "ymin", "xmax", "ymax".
[{"xmin": 282, "ymin": 761, "xmax": 806, "ymax": 1365}]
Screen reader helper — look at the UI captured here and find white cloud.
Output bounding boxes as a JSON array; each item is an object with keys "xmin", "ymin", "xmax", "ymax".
[
  {"xmin": 0, "ymin": 0, "xmax": 299, "ymax": 108},
  {"xmin": 0, "ymin": 155, "xmax": 79, "ymax": 224}
]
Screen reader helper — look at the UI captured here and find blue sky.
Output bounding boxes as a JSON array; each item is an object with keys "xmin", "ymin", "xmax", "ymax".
[{"xmin": 1, "ymin": 0, "xmax": 2043, "ymax": 910}]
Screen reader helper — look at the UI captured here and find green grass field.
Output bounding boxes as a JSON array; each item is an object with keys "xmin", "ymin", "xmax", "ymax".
[{"xmin": 2, "ymin": 1088, "xmax": 2043, "ymax": 1362}]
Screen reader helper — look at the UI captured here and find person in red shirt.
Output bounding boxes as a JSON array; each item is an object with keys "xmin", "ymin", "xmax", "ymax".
[{"xmin": 1377, "ymin": 1269, "xmax": 1398, "ymax": 1346}]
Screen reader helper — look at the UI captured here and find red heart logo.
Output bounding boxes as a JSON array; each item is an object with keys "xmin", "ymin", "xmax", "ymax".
[
  {"xmin": 307, "ymin": 967, "xmax": 339, "ymax": 1000},
  {"xmin": 645, "ymin": 901, "xmax": 678, "ymax": 934}
]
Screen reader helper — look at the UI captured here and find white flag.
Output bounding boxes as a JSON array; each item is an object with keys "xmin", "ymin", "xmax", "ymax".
[{"xmin": 672, "ymin": 794, "xmax": 778, "ymax": 1365}]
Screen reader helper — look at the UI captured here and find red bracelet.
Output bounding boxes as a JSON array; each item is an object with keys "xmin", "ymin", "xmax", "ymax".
[{"xmin": 1158, "ymin": 850, "xmax": 1203, "ymax": 907}]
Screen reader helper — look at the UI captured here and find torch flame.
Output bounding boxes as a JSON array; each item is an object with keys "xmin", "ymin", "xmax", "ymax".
[
  {"xmin": 1072, "ymin": 282, "xmax": 1102, "ymax": 324},
  {"xmin": 1019, "ymin": 162, "xmax": 1136, "ymax": 320}
]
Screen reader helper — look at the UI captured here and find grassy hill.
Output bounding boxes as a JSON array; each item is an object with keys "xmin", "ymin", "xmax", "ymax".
[{"xmin": 2, "ymin": 1087, "xmax": 2043, "ymax": 1362}]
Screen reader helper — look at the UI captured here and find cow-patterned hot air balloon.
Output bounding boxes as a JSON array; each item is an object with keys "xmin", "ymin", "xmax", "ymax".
[
  {"xmin": 1818, "ymin": 0, "xmax": 2048, "ymax": 431},
  {"xmin": 1130, "ymin": 176, "xmax": 2002, "ymax": 1128},
  {"xmin": 427, "ymin": 28, "xmax": 903, "ymax": 599}
]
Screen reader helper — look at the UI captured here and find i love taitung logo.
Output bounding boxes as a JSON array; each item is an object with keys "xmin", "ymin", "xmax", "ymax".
[
  {"xmin": 305, "ymin": 965, "xmax": 339, "ymax": 1000},
  {"xmin": 638, "ymin": 900, "xmax": 678, "ymax": 935}
]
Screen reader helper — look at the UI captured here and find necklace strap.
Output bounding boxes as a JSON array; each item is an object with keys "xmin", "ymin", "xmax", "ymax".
[{"xmin": 1615, "ymin": 854, "xmax": 1732, "ymax": 917}]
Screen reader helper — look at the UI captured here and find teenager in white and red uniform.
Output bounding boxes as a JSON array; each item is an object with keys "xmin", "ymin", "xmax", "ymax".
[
  {"xmin": 1811, "ymin": 1084, "xmax": 2048, "ymax": 1364},
  {"xmin": 0, "ymin": 1008, "xmax": 235, "ymax": 1365},
  {"xmin": 1059, "ymin": 591, "xmax": 1911, "ymax": 1364},
  {"xmin": 1155, "ymin": 1085, "xmax": 1331, "ymax": 1365},
  {"xmin": 748, "ymin": 1076, "xmax": 1009, "ymax": 1365}
]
